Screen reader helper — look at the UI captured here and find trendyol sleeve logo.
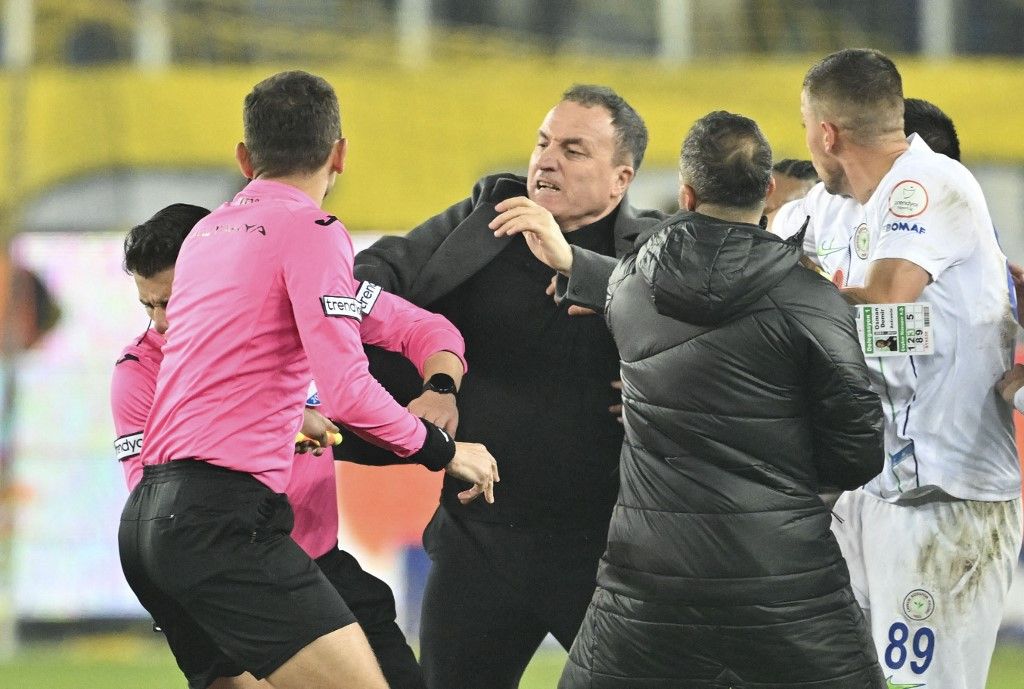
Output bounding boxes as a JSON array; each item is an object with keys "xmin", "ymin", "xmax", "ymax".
[
  {"xmin": 114, "ymin": 432, "xmax": 144, "ymax": 462},
  {"xmin": 321, "ymin": 281, "xmax": 382, "ymax": 321}
]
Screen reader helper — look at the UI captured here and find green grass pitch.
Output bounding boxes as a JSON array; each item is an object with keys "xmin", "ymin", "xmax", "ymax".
[{"xmin": 0, "ymin": 636, "xmax": 1021, "ymax": 688}]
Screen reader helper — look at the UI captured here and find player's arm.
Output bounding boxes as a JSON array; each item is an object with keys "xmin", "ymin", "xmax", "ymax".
[
  {"xmin": 840, "ymin": 258, "xmax": 931, "ymax": 304},
  {"xmin": 284, "ymin": 216, "xmax": 497, "ymax": 502},
  {"xmin": 786, "ymin": 286, "xmax": 885, "ymax": 492},
  {"xmin": 359, "ymin": 287, "xmax": 467, "ymax": 435},
  {"xmin": 110, "ymin": 354, "xmax": 155, "ymax": 491},
  {"xmin": 846, "ymin": 175, "xmax": 976, "ymax": 305}
]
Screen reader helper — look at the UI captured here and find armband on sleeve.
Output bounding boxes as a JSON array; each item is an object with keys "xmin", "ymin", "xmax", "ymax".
[{"xmin": 332, "ymin": 418, "xmax": 455, "ymax": 471}]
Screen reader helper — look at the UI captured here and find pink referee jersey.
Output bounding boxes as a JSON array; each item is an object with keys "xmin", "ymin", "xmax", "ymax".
[
  {"xmin": 111, "ymin": 328, "xmax": 164, "ymax": 490},
  {"xmin": 113, "ymin": 309, "xmax": 464, "ymax": 557},
  {"xmin": 140, "ymin": 179, "xmax": 459, "ymax": 493},
  {"xmin": 112, "ymin": 332, "xmax": 336, "ymax": 556}
]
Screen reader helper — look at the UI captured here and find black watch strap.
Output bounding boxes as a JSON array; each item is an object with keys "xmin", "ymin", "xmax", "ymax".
[{"xmin": 422, "ymin": 373, "xmax": 458, "ymax": 398}]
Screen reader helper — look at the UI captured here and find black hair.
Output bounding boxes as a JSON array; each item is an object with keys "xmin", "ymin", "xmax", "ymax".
[
  {"xmin": 123, "ymin": 203, "xmax": 210, "ymax": 277},
  {"xmin": 562, "ymin": 84, "xmax": 649, "ymax": 170},
  {"xmin": 243, "ymin": 70, "xmax": 342, "ymax": 178},
  {"xmin": 772, "ymin": 158, "xmax": 818, "ymax": 181},
  {"xmin": 904, "ymin": 98, "xmax": 961, "ymax": 161},
  {"xmin": 680, "ymin": 111, "xmax": 773, "ymax": 211},
  {"xmin": 803, "ymin": 49, "xmax": 904, "ymax": 143}
]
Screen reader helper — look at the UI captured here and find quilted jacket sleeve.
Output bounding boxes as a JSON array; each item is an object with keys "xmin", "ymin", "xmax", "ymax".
[{"xmin": 782, "ymin": 271, "xmax": 884, "ymax": 491}]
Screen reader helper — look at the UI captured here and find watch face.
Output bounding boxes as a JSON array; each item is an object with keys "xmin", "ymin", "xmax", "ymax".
[{"xmin": 425, "ymin": 373, "xmax": 457, "ymax": 395}]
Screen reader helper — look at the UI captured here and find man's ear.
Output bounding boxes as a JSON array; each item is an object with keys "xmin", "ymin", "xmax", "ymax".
[
  {"xmin": 679, "ymin": 183, "xmax": 698, "ymax": 212},
  {"xmin": 821, "ymin": 121, "xmax": 840, "ymax": 154},
  {"xmin": 330, "ymin": 138, "xmax": 348, "ymax": 175},
  {"xmin": 612, "ymin": 165, "xmax": 635, "ymax": 198},
  {"xmin": 236, "ymin": 142, "xmax": 255, "ymax": 179}
]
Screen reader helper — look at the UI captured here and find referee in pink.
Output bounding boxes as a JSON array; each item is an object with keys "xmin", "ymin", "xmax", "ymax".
[{"xmin": 118, "ymin": 71, "xmax": 499, "ymax": 689}]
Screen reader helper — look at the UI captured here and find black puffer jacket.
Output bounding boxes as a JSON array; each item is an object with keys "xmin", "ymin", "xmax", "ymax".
[{"xmin": 560, "ymin": 212, "xmax": 885, "ymax": 689}]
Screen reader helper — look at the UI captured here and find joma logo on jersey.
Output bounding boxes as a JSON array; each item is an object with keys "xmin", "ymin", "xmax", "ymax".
[
  {"xmin": 114, "ymin": 432, "xmax": 144, "ymax": 461},
  {"xmin": 885, "ymin": 222, "xmax": 927, "ymax": 234},
  {"xmin": 321, "ymin": 295, "xmax": 363, "ymax": 321}
]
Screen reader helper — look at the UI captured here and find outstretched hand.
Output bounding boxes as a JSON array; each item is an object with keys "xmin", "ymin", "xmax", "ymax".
[
  {"xmin": 491, "ymin": 197, "xmax": 574, "ymax": 274},
  {"xmin": 298, "ymin": 407, "xmax": 340, "ymax": 456},
  {"xmin": 446, "ymin": 442, "xmax": 500, "ymax": 504}
]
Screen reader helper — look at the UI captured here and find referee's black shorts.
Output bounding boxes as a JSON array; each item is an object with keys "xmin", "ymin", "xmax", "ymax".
[{"xmin": 118, "ymin": 460, "xmax": 356, "ymax": 689}]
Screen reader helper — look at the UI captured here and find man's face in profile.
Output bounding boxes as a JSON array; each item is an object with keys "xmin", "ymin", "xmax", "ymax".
[
  {"xmin": 134, "ymin": 267, "xmax": 174, "ymax": 335},
  {"xmin": 801, "ymin": 91, "xmax": 847, "ymax": 196},
  {"xmin": 765, "ymin": 172, "xmax": 816, "ymax": 216},
  {"xmin": 527, "ymin": 100, "xmax": 629, "ymax": 231}
]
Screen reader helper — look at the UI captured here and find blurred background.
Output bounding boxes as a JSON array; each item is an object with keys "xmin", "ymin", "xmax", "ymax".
[{"xmin": 0, "ymin": 1, "xmax": 1023, "ymax": 686}]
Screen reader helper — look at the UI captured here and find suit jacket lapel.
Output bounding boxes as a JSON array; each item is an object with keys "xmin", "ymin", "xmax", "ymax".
[{"xmin": 409, "ymin": 202, "xmax": 512, "ymax": 306}]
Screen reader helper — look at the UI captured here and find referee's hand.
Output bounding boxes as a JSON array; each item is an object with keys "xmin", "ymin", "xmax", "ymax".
[
  {"xmin": 298, "ymin": 408, "xmax": 340, "ymax": 456},
  {"xmin": 446, "ymin": 442, "xmax": 500, "ymax": 504}
]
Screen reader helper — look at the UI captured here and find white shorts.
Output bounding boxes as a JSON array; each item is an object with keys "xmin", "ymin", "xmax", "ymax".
[{"xmin": 832, "ymin": 488, "xmax": 1022, "ymax": 689}]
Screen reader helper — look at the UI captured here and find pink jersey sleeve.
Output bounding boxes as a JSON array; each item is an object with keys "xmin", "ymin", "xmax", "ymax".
[
  {"xmin": 356, "ymin": 284, "xmax": 467, "ymax": 376},
  {"xmin": 281, "ymin": 214, "xmax": 426, "ymax": 456},
  {"xmin": 111, "ymin": 355, "xmax": 156, "ymax": 491}
]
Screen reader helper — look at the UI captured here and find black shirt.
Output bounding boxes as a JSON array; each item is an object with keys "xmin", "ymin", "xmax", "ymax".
[{"xmin": 431, "ymin": 207, "xmax": 624, "ymax": 529}]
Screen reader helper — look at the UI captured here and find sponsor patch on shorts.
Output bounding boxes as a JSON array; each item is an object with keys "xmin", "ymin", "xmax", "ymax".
[
  {"xmin": 888, "ymin": 180, "xmax": 929, "ymax": 218},
  {"xmin": 321, "ymin": 295, "xmax": 363, "ymax": 321},
  {"xmin": 114, "ymin": 432, "xmax": 144, "ymax": 461},
  {"xmin": 902, "ymin": 588, "xmax": 935, "ymax": 621},
  {"xmin": 355, "ymin": 281, "xmax": 382, "ymax": 315}
]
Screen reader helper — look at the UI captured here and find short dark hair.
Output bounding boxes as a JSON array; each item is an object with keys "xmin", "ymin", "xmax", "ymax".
[
  {"xmin": 803, "ymin": 49, "xmax": 904, "ymax": 144},
  {"xmin": 904, "ymin": 98, "xmax": 960, "ymax": 161},
  {"xmin": 562, "ymin": 84, "xmax": 648, "ymax": 170},
  {"xmin": 123, "ymin": 203, "xmax": 210, "ymax": 277},
  {"xmin": 680, "ymin": 111, "xmax": 773, "ymax": 211},
  {"xmin": 243, "ymin": 70, "xmax": 341, "ymax": 178},
  {"xmin": 772, "ymin": 158, "xmax": 818, "ymax": 181}
]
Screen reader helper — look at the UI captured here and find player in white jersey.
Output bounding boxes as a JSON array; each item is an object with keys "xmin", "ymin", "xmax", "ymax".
[{"xmin": 792, "ymin": 50, "xmax": 1023, "ymax": 689}]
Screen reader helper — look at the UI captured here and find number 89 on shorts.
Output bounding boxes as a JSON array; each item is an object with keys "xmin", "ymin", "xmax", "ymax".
[{"xmin": 884, "ymin": 621, "xmax": 935, "ymax": 675}]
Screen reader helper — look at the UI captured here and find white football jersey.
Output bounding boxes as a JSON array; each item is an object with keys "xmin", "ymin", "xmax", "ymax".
[{"xmin": 776, "ymin": 136, "xmax": 1020, "ymax": 502}]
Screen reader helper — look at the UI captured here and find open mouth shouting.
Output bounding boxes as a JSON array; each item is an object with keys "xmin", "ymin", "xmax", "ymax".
[{"xmin": 534, "ymin": 179, "xmax": 561, "ymax": 195}]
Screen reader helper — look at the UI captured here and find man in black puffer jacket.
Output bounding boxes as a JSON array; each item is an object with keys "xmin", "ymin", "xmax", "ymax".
[{"xmin": 494, "ymin": 111, "xmax": 886, "ymax": 688}]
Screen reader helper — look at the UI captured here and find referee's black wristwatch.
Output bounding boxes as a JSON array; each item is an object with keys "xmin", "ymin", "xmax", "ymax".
[{"xmin": 422, "ymin": 373, "xmax": 458, "ymax": 398}]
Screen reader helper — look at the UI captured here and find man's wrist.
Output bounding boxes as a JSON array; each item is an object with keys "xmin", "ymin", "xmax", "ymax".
[
  {"xmin": 422, "ymin": 372, "xmax": 458, "ymax": 399},
  {"xmin": 557, "ymin": 245, "xmax": 575, "ymax": 275},
  {"xmin": 408, "ymin": 419, "xmax": 456, "ymax": 471}
]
